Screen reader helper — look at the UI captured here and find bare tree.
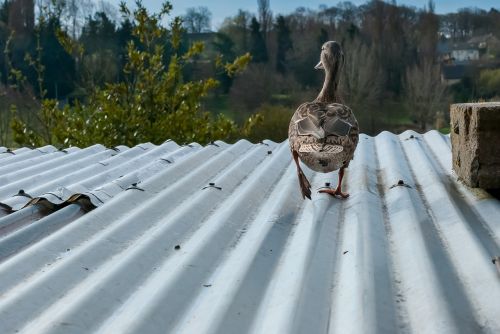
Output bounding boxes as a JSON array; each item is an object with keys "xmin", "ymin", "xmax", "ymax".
[
  {"xmin": 287, "ymin": 7, "xmax": 317, "ymax": 33},
  {"xmin": 96, "ymin": 0, "xmax": 118, "ymax": 22},
  {"xmin": 418, "ymin": 0, "xmax": 439, "ymax": 60},
  {"xmin": 183, "ymin": 6, "xmax": 212, "ymax": 33},
  {"xmin": 64, "ymin": 0, "xmax": 95, "ymax": 38},
  {"xmin": 404, "ymin": 58, "xmax": 447, "ymax": 131},
  {"xmin": 341, "ymin": 38, "xmax": 383, "ymax": 133},
  {"xmin": 318, "ymin": 6, "xmax": 339, "ymax": 26},
  {"xmin": 66, "ymin": 0, "xmax": 78, "ymax": 38},
  {"xmin": 36, "ymin": 0, "xmax": 97, "ymax": 37},
  {"xmin": 36, "ymin": 0, "xmax": 65, "ymax": 20},
  {"xmin": 257, "ymin": 0, "xmax": 272, "ymax": 42}
]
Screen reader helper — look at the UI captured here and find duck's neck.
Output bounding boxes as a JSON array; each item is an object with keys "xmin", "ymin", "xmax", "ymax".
[{"xmin": 315, "ymin": 70, "xmax": 341, "ymax": 103}]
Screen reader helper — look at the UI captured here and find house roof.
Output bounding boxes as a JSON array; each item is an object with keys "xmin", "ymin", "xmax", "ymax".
[
  {"xmin": 467, "ymin": 33, "xmax": 500, "ymax": 45},
  {"xmin": 0, "ymin": 130, "xmax": 499, "ymax": 333}
]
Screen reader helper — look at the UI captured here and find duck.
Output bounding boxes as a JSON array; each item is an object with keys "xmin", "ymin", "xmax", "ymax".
[{"xmin": 288, "ymin": 41, "xmax": 359, "ymax": 200}]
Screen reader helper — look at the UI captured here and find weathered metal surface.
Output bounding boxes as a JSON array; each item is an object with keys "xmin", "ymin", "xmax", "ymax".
[{"xmin": 0, "ymin": 131, "xmax": 498, "ymax": 334}]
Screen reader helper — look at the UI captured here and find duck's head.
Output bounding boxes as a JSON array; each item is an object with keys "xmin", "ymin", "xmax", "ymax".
[{"xmin": 315, "ymin": 41, "xmax": 344, "ymax": 73}]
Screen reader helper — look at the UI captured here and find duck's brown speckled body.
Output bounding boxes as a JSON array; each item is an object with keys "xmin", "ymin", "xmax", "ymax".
[
  {"xmin": 289, "ymin": 102, "xmax": 358, "ymax": 173},
  {"xmin": 288, "ymin": 41, "xmax": 359, "ymax": 200}
]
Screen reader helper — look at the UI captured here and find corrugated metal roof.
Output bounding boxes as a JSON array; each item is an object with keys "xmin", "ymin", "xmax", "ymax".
[{"xmin": 0, "ymin": 130, "xmax": 499, "ymax": 334}]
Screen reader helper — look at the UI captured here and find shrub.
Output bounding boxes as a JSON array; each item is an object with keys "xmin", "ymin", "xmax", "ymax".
[{"xmin": 10, "ymin": 1, "xmax": 252, "ymax": 147}]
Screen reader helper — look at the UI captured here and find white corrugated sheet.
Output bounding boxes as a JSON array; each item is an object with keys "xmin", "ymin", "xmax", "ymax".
[{"xmin": 0, "ymin": 130, "xmax": 499, "ymax": 334}]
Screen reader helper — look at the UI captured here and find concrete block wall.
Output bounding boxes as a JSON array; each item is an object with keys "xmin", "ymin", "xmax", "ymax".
[{"xmin": 450, "ymin": 102, "xmax": 500, "ymax": 189}]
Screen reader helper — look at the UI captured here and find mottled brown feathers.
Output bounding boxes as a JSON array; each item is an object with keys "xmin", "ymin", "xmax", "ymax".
[{"xmin": 289, "ymin": 102, "xmax": 359, "ymax": 173}]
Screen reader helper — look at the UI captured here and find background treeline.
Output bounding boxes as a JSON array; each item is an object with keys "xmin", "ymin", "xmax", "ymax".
[
  {"xmin": 0, "ymin": 0, "xmax": 499, "ymax": 147},
  {"xmin": 195, "ymin": 0, "xmax": 500, "ymax": 140}
]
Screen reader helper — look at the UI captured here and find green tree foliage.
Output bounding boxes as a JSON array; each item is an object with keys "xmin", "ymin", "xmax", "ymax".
[
  {"xmin": 10, "ymin": 1, "xmax": 252, "ymax": 147},
  {"xmin": 477, "ymin": 68, "xmax": 500, "ymax": 99}
]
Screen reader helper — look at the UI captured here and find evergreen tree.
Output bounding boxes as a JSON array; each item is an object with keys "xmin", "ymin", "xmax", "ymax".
[
  {"xmin": 249, "ymin": 17, "xmax": 267, "ymax": 63},
  {"xmin": 275, "ymin": 15, "xmax": 292, "ymax": 74},
  {"xmin": 79, "ymin": 12, "xmax": 117, "ymax": 54},
  {"xmin": 39, "ymin": 16, "xmax": 76, "ymax": 99}
]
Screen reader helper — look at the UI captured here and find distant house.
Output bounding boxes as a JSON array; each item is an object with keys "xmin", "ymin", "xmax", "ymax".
[
  {"xmin": 437, "ymin": 41, "xmax": 479, "ymax": 64},
  {"xmin": 467, "ymin": 33, "xmax": 500, "ymax": 59},
  {"xmin": 450, "ymin": 43, "xmax": 480, "ymax": 63},
  {"xmin": 438, "ymin": 35, "xmax": 500, "ymax": 83},
  {"xmin": 439, "ymin": 34, "xmax": 500, "ymax": 65}
]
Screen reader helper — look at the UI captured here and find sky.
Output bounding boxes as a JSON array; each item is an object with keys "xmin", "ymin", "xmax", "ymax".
[{"xmin": 116, "ymin": 1, "xmax": 499, "ymax": 29}]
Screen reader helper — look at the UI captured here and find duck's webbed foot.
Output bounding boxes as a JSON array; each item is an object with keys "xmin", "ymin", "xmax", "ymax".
[
  {"xmin": 318, "ymin": 187, "xmax": 349, "ymax": 198},
  {"xmin": 318, "ymin": 166, "xmax": 349, "ymax": 199},
  {"xmin": 293, "ymin": 150, "xmax": 311, "ymax": 200}
]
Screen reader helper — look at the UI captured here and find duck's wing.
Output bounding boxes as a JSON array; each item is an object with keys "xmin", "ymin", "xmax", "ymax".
[
  {"xmin": 323, "ymin": 103, "xmax": 358, "ymax": 137},
  {"xmin": 296, "ymin": 117, "xmax": 325, "ymax": 139},
  {"xmin": 294, "ymin": 103, "xmax": 327, "ymax": 139},
  {"xmin": 323, "ymin": 117, "xmax": 352, "ymax": 137},
  {"xmin": 323, "ymin": 103, "xmax": 359, "ymax": 167},
  {"xmin": 295, "ymin": 103, "xmax": 355, "ymax": 139}
]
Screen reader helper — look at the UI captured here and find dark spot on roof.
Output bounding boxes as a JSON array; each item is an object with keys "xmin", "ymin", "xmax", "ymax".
[{"xmin": 390, "ymin": 180, "xmax": 412, "ymax": 189}]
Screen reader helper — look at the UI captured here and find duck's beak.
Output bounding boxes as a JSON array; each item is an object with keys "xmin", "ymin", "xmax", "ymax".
[{"xmin": 314, "ymin": 61, "xmax": 324, "ymax": 70}]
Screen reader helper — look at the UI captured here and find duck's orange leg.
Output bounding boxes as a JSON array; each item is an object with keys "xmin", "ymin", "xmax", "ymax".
[
  {"xmin": 293, "ymin": 150, "xmax": 311, "ymax": 200},
  {"xmin": 319, "ymin": 166, "xmax": 349, "ymax": 198}
]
